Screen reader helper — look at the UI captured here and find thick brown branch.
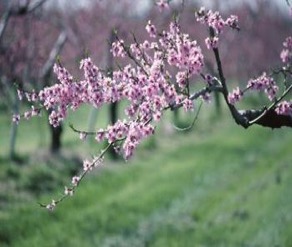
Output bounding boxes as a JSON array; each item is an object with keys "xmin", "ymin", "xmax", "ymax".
[
  {"xmin": 211, "ymin": 33, "xmax": 249, "ymax": 127},
  {"xmin": 240, "ymin": 109, "xmax": 292, "ymax": 128}
]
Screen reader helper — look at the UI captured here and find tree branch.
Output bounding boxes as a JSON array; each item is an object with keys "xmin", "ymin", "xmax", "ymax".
[
  {"xmin": 39, "ymin": 31, "xmax": 67, "ymax": 80},
  {"xmin": 240, "ymin": 109, "xmax": 292, "ymax": 128},
  {"xmin": 211, "ymin": 38, "xmax": 249, "ymax": 127},
  {"xmin": 0, "ymin": 4, "xmax": 12, "ymax": 44},
  {"xmin": 10, "ymin": 0, "xmax": 47, "ymax": 15},
  {"xmin": 0, "ymin": 0, "xmax": 47, "ymax": 45}
]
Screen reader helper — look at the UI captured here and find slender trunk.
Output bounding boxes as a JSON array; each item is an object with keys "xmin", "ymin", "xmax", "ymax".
[
  {"xmin": 40, "ymin": 32, "xmax": 67, "ymax": 154},
  {"xmin": 49, "ymin": 123, "xmax": 63, "ymax": 154},
  {"xmin": 108, "ymin": 29, "xmax": 119, "ymax": 160},
  {"xmin": 9, "ymin": 90, "xmax": 19, "ymax": 160}
]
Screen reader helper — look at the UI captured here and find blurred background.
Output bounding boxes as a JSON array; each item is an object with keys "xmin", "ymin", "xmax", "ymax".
[{"xmin": 0, "ymin": 0, "xmax": 291, "ymax": 246}]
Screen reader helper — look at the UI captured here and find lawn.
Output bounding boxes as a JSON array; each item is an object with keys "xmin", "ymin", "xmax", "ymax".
[{"xmin": 0, "ymin": 105, "xmax": 291, "ymax": 247}]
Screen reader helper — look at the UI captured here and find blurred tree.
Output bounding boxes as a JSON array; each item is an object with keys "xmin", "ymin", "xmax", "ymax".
[{"xmin": 0, "ymin": 0, "xmax": 68, "ymax": 157}]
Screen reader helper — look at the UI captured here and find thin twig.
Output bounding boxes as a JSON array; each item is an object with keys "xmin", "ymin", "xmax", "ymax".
[
  {"xmin": 173, "ymin": 100, "xmax": 203, "ymax": 131},
  {"xmin": 69, "ymin": 123, "xmax": 98, "ymax": 135},
  {"xmin": 39, "ymin": 142, "xmax": 113, "ymax": 209}
]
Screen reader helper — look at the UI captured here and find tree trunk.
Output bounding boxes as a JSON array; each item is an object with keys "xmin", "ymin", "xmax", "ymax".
[
  {"xmin": 49, "ymin": 123, "xmax": 63, "ymax": 154},
  {"xmin": 9, "ymin": 90, "xmax": 19, "ymax": 160},
  {"xmin": 107, "ymin": 29, "xmax": 119, "ymax": 160}
]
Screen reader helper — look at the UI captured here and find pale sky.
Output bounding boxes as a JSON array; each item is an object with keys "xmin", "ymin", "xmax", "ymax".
[{"xmin": 45, "ymin": 0, "xmax": 289, "ymax": 15}]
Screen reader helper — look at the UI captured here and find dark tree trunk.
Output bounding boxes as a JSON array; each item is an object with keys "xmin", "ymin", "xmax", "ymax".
[
  {"xmin": 110, "ymin": 102, "xmax": 118, "ymax": 125},
  {"xmin": 40, "ymin": 32, "xmax": 67, "ymax": 154},
  {"xmin": 108, "ymin": 29, "xmax": 119, "ymax": 160},
  {"xmin": 49, "ymin": 123, "xmax": 63, "ymax": 154}
]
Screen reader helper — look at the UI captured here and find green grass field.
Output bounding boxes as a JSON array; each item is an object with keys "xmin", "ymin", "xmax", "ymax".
[{"xmin": 0, "ymin": 105, "xmax": 291, "ymax": 247}]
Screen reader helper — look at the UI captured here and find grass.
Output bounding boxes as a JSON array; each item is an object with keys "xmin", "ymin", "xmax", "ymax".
[{"xmin": 0, "ymin": 104, "xmax": 291, "ymax": 247}]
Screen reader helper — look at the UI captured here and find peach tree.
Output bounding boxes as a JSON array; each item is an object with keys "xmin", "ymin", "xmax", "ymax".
[{"xmin": 13, "ymin": 0, "xmax": 292, "ymax": 210}]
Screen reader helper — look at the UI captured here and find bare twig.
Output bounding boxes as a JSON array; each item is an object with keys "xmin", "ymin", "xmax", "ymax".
[
  {"xmin": 69, "ymin": 124, "xmax": 98, "ymax": 136},
  {"xmin": 39, "ymin": 142, "xmax": 113, "ymax": 209},
  {"xmin": 173, "ymin": 100, "xmax": 203, "ymax": 131}
]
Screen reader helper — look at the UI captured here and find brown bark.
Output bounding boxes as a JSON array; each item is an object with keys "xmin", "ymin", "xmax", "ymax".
[{"xmin": 241, "ymin": 109, "xmax": 292, "ymax": 129}]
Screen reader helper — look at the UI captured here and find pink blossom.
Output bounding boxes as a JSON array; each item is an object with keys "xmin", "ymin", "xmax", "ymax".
[
  {"xmin": 83, "ymin": 159, "xmax": 92, "ymax": 172},
  {"xmin": 72, "ymin": 176, "xmax": 80, "ymax": 186},
  {"xmin": 24, "ymin": 110, "xmax": 32, "ymax": 120},
  {"xmin": 176, "ymin": 71, "xmax": 188, "ymax": 88},
  {"xmin": 183, "ymin": 98, "xmax": 194, "ymax": 112},
  {"xmin": 228, "ymin": 87, "xmax": 243, "ymax": 104},
  {"xmin": 53, "ymin": 64, "xmax": 73, "ymax": 85},
  {"xmin": 196, "ymin": 8, "xmax": 239, "ymax": 33},
  {"xmin": 247, "ymin": 73, "xmax": 278, "ymax": 101},
  {"xmin": 156, "ymin": 0, "xmax": 169, "ymax": 11},
  {"xmin": 205, "ymin": 37, "xmax": 219, "ymax": 49},
  {"xmin": 225, "ymin": 15, "xmax": 239, "ymax": 30},
  {"xmin": 280, "ymin": 37, "xmax": 292, "ymax": 64},
  {"xmin": 64, "ymin": 187, "xmax": 74, "ymax": 196},
  {"xmin": 95, "ymin": 129, "xmax": 106, "ymax": 142},
  {"xmin": 17, "ymin": 89, "xmax": 23, "ymax": 100},
  {"xmin": 111, "ymin": 40, "xmax": 126, "ymax": 57},
  {"xmin": 146, "ymin": 20, "xmax": 157, "ymax": 38},
  {"xmin": 275, "ymin": 101, "xmax": 292, "ymax": 116},
  {"xmin": 280, "ymin": 36, "xmax": 292, "ymax": 63},
  {"xmin": 196, "ymin": 9, "xmax": 225, "ymax": 34},
  {"xmin": 46, "ymin": 200, "xmax": 56, "ymax": 211},
  {"xmin": 283, "ymin": 36, "xmax": 292, "ymax": 49},
  {"xmin": 79, "ymin": 132, "xmax": 87, "ymax": 141},
  {"xmin": 12, "ymin": 114, "xmax": 20, "ymax": 124},
  {"xmin": 280, "ymin": 49, "xmax": 290, "ymax": 63}
]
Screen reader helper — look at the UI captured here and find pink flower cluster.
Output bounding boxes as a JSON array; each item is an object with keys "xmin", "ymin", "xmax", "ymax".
[
  {"xmin": 205, "ymin": 37, "xmax": 219, "ymax": 49},
  {"xmin": 196, "ymin": 7, "xmax": 239, "ymax": 50},
  {"xmin": 275, "ymin": 101, "xmax": 292, "ymax": 117},
  {"xmin": 247, "ymin": 72, "xmax": 278, "ymax": 101},
  {"xmin": 28, "ymin": 21, "xmax": 204, "ymax": 160},
  {"xmin": 229, "ymin": 72, "xmax": 279, "ymax": 105},
  {"xmin": 12, "ymin": 88, "xmax": 41, "ymax": 124},
  {"xmin": 146, "ymin": 20, "xmax": 157, "ymax": 38},
  {"xmin": 161, "ymin": 22, "xmax": 204, "ymax": 78},
  {"xmin": 228, "ymin": 87, "xmax": 243, "ymax": 105},
  {"xmin": 111, "ymin": 40, "xmax": 126, "ymax": 57},
  {"xmin": 156, "ymin": 0, "xmax": 169, "ymax": 12},
  {"xmin": 280, "ymin": 36, "xmax": 292, "ymax": 64},
  {"xmin": 196, "ymin": 7, "xmax": 225, "ymax": 34},
  {"xmin": 196, "ymin": 8, "xmax": 239, "ymax": 33}
]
